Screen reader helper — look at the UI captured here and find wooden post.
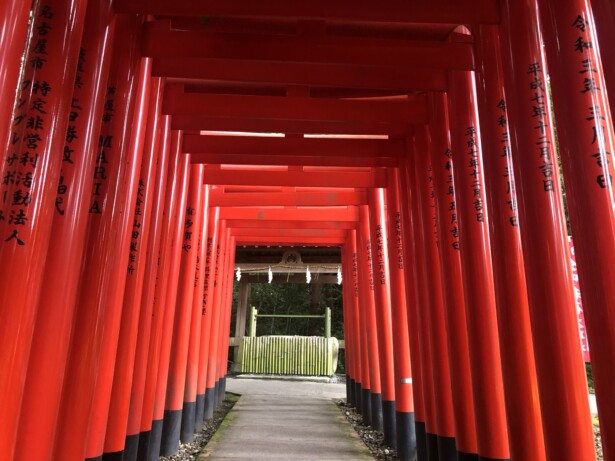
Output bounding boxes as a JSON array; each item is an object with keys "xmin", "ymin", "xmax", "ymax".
[
  {"xmin": 249, "ymin": 306, "xmax": 258, "ymax": 337},
  {"xmin": 325, "ymin": 307, "xmax": 331, "ymax": 339}
]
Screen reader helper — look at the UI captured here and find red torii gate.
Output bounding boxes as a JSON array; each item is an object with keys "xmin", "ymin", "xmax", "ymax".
[{"xmin": 0, "ymin": 1, "xmax": 614, "ymax": 461}]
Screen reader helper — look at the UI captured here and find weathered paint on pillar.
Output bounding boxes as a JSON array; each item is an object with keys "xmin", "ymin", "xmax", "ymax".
[
  {"xmin": 474, "ymin": 25, "xmax": 547, "ymax": 461},
  {"xmin": 367, "ymin": 187, "xmax": 397, "ymax": 447},
  {"xmin": 411, "ymin": 130, "xmax": 457, "ymax": 461},
  {"xmin": 385, "ymin": 168, "xmax": 417, "ymax": 461},
  {"xmin": 447, "ymin": 54, "xmax": 511, "ymax": 460},
  {"xmin": 181, "ymin": 184, "xmax": 210, "ymax": 440},
  {"xmin": 0, "ymin": 1, "xmax": 87, "ymax": 456},
  {"xmin": 102, "ymin": 76, "xmax": 164, "ymax": 460},
  {"xmin": 500, "ymin": 1, "xmax": 597, "ymax": 458},
  {"xmin": 537, "ymin": 1, "xmax": 615, "ymax": 458},
  {"xmin": 358, "ymin": 204, "xmax": 383, "ymax": 431},
  {"xmin": 122, "ymin": 115, "xmax": 172, "ymax": 461},
  {"xmin": 15, "ymin": 2, "xmax": 115, "ymax": 459},
  {"xmin": 427, "ymin": 96, "xmax": 478, "ymax": 460},
  {"xmin": 160, "ymin": 164, "xmax": 205, "ymax": 455}
]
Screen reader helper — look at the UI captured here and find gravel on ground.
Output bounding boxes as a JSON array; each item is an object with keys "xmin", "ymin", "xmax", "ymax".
[
  {"xmin": 159, "ymin": 394, "xmax": 238, "ymax": 461},
  {"xmin": 337, "ymin": 400, "xmax": 397, "ymax": 461},
  {"xmin": 338, "ymin": 399, "xmax": 604, "ymax": 461}
]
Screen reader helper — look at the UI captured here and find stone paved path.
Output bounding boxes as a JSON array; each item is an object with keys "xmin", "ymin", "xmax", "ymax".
[{"xmin": 199, "ymin": 377, "xmax": 373, "ymax": 460}]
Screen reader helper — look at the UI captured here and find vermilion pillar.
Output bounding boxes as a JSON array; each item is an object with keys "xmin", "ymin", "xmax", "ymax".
[
  {"xmin": 181, "ymin": 184, "xmax": 210, "ymax": 441},
  {"xmin": 0, "ymin": 0, "xmax": 31, "ymax": 170},
  {"xmin": 197, "ymin": 207, "xmax": 221, "ymax": 424},
  {"xmin": 122, "ymin": 115, "xmax": 172, "ymax": 461},
  {"xmin": 590, "ymin": 0, "xmax": 615, "ymax": 118},
  {"xmin": 15, "ymin": 2, "xmax": 115, "ymax": 460},
  {"xmin": 161, "ymin": 164, "xmax": 205, "ymax": 455},
  {"xmin": 217, "ymin": 227, "xmax": 234, "ymax": 406},
  {"xmin": 358, "ymin": 205, "xmax": 383, "ymax": 431},
  {"xmin": 85, "ymin": 55, "xmax": 152, "ymax": 461},
  {"xmin": 102, "ymin": 77, "xmax": 164, "ymax": 461},
  {"xmin": 447, "ymin": 60, "xmax": 511, "ymax": 460},
  {"xmin": 218, "ymin": 232, "xmax": 237, "ymax": 403},
  {"xmin": 147, "ymin": 141, "xmax": 190, "ymax": 460},
  {"xmin": 385, "ymin": 169, "xmax": 416, "ymax": 461},
  {"xmin": 410, "ymin": 131, "xmax": 456, "ymax": 461},
  {"xmin": 0, "ymin": 1, "xmax": 86, "ymax": 457},
  {"xmin": 341, "ymin": 241, "xmax": 356, "ymax": 406},
  {"xmin": 537, "ymin": 1, "xmax": 615, "ymax": 458},
  {"xmin": 474, "ymin": 26, "xmax": 546, "ymax": 461},
  {"xmin": 349, "ymin": 229, "xmax": 367, "ymax": 417},
  {"xmin": 399, "ymin": 156, "xmax": 428, "ymax": 461},
  {"xmin": 426, "ymin": 102, "xmax": 478, "ymax": 461},
  {"xmin": 216, "ymin": 227, "xmax": 235, "ymax": 406},
  {"xmin": 53, "ymin": 16, "xmax": 147, "ymax": 459},
  {"xmin": 134, "ymin": 130, "xmax": 185, "ymax": 461},
  {"xmin": 367, "ymin": 187, "xmax": 397, "ymax": 447},
  {"xmin": 204, "ymin": 218, "xmax": 226, "ymax": 416},
  {"xmin": 500, "ymin": 1, "xmax": 596, "ymax": 459}
]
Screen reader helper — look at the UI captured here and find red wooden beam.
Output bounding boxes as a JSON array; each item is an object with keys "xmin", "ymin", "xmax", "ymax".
[
  {"xmin": 143, "ymin": 26, "xmax": 474, "ymax": 71},
  {"xmin": 183, "ymin": 135, "xmax": 404, "ymax": 157},
  {"xmin": 210, "ymin": 190, "xmax": 367, "ymax": 207},
  {"xmin": 163, "ymin": 85, "xmax": 428, "ymax": 124},
  {"xmin": 203, "ymin": 168, "xmax": 387, "ymax": 188},
  {"xmin": 171, "ymin": 115, "xmax": 411, "ymax": 136},
  {"xmin": 190, "ymin": 152, "xmax": 397, "ymax": 168},
  {"xmin": 219, "ymin": 206, "xmax": 359, "ymax": 222},
  {"xmin": 154, "ymin": 58, "xmax": 447, "ymax": 92},
  {"xmin": 234, "ymin": 236, "xmax": 345, "ymax": 246},
  {"xmin": 225, "ymin": 220, "xmax": 357, "ymax": 230},
  {"xmin": 115, "ymin": 0, "xmax": 500, "ymax": 25},
  {"xmin": 231, "ymin": 228, "xmax": 347, "ymax": 238}
]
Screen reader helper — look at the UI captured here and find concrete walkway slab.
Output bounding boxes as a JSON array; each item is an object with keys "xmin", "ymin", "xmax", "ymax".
[{"xmin": 198, "ymin": 377, "xmax": 373, "ymax": 460}]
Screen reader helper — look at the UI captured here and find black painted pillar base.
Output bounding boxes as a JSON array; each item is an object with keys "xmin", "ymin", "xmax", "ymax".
[
  {"xmin": 123, "ymin": 433, "xmax": 139, "ymax": 461},
  {"xmin": 382, "ymin": 399, "xmax": 396, "ymax": 449},
  {"xmin": 478, "ymin": 457, "xmax": 510, "ymax": 461},
  {"xmin": 437, "ymin": 436, "xmax": 457, "ymax": 461},
  {"xmin": 100, "ymin": 450, "xmax": 122, "ymax": 461},
  {"xmin": 361, "ymin": 388, "xmax": 372, "ymax": 426},
  {"xmin": 180, "ymin": 400, "xmax": 197, "ymax": 443},
  {"xmin": 395, "ymin": 411, "xmax": 416, "ymax": 461},
  {"xmin": 347, "ymin": 376, "xmax": 355, "ymax": 406},
  {"xmin": 457, "ymin": 453, "xmax": 479, "ymax": 461},
  {"xmin": 135, "ymin": 429, "xmax": 150, "ymax": 461},
  {"xmin": 204, "ymin": 387, "xmax": 216, "ymax": 420},
  {"xmin": 426, "ymin": 432, "xmax": 439, "ymax": 461},
  {"xmin": 370, "ymin": 392, "xmax": 384, "ymax": 432},
  {"xmin": 218, "ymin": 376, "xmax": 226, "ymax": 405},
  {"xmin": 355, "ymin": 381, "xmax": 363, "ymax": 413},
  {"xmin": 213, "ymin": 380, "xmax": 220, "ymax": 410},
  {"xmin": 86, "ymin": 456, "xmax": 102, "ymax": 461},
  {"xmin": 146, "ymin": 419, "xmax": 163, "ymax": 461},
  {"xmin": 354, "ymin": 382, "xmax": 362, "ymax": 413},
  {"xmin": 415, "ymin": 421, "xmax": 428, "ymax": 461},
  {"xmin": 195, "ymin": 393, "xmax": 205, "ymax": 431},
  {"xmin": 160, "ymin": 409, "xmax": 182, "ymax": 456}
]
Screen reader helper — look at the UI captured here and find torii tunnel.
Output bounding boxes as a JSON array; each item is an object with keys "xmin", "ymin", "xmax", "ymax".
[{"xmin": 1, "ymin": 0, "xmax": 615, "ymax": 460}]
